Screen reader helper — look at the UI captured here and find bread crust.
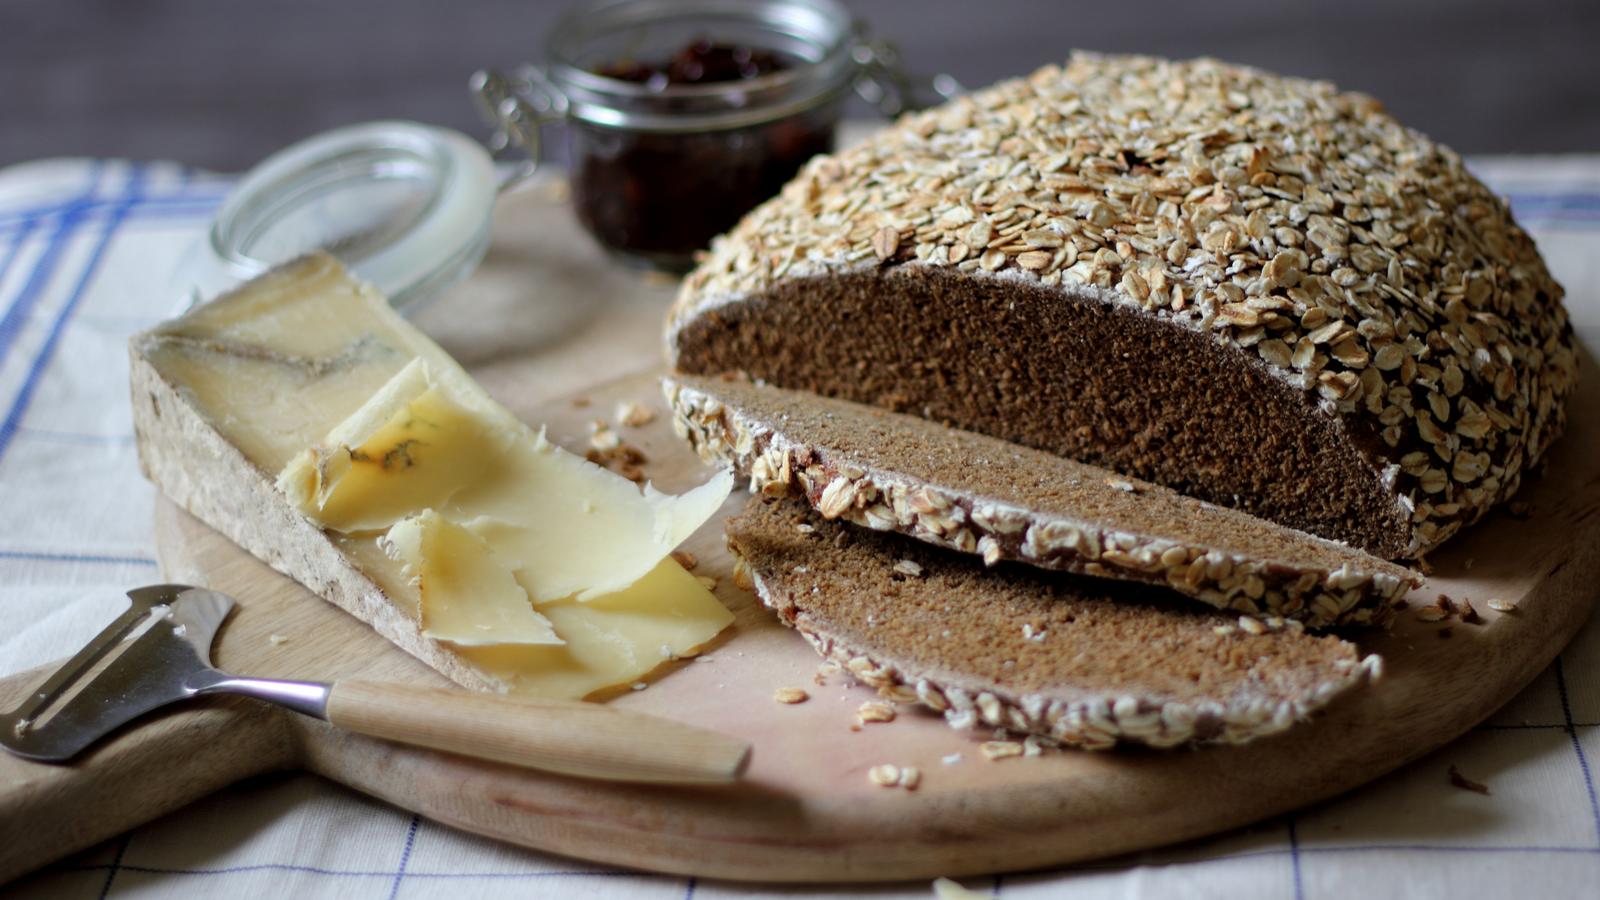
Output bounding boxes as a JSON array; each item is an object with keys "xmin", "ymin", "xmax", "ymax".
[
  {"xmin": 669, "ymin": 53, "xmax": 1579, "ymax": 558},
  {"xmin": 669, "ymin": 375, "xmax": 1418, "ymax": 627}
]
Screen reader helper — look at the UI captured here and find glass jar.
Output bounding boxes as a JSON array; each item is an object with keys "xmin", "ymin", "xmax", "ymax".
[{"xmin": 474, "ymin": 0, "xmax": 955, "ymax": 272}]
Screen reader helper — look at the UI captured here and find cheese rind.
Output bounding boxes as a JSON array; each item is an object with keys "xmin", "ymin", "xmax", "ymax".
[{"xmin": 383, "ymin": 510, "xmax": 563, "ymax": 647}]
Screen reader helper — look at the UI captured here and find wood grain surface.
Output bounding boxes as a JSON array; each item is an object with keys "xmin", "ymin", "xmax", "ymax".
[{"xmin": 1, "ymin": 361, "xmax": 1596, "ymax": 884}]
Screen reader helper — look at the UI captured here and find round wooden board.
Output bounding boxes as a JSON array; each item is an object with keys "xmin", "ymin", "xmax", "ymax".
[{"xmin": 128, "ymin": 365, "xmax": 1600, "ymax": 882}]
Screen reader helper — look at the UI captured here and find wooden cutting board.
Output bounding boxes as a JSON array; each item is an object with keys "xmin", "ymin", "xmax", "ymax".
[{"xmin": 1, "ymin": 364, "xmax": 1597, "ymax": 885}]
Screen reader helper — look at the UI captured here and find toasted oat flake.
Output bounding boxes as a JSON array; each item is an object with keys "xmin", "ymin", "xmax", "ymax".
[
  {"xmin": 774, "ymin": 687, "xmax": 810, "ymax": 704},
  {"xmin": 899, "ymin": 766, "xmax": 922, "ymax": 790},
  {"xmin": 868, "ymin": 764, "xmax": 902, "ymax": 786},
  {"xmin": 980, "ymin": 740, "xmax": 1025, "ymax": 761},
  {"xmin": 670, "ymin": 549, "xmax": 699, "ymax": 571},
  {"xmin": 268, "ymin": 633, "xmax": 289, "ymax": 646},
  {"xmin": 858, "ymin": 701, "xmax": 897, "ymax": 724},
  {"xmin": 696, "ymin": 575, "xmax": 718, "ymax": 591},
  {"xmin": 1487, "ymin": 597, "xmax": 1518, "ymax": 613},
  {"xmin": 1415, "ymin": 606, "xmax": 1449, "ymax": 623},
  {"xmin": 893, "ymin": 559, "xmax": 925, "ymax": 577}
]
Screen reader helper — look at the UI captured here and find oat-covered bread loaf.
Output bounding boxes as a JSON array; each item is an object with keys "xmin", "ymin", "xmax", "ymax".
[
  {"xmin": 670, "ymin": 53, "xmax": 1578, "ymax": 559},
  {"xmin": 728, "ymin": 498, "xmax": 1377, "ymax": 748},
  {"xmin": 669, "ymin": 374, "xmax": 1417, "ymax": 626}
]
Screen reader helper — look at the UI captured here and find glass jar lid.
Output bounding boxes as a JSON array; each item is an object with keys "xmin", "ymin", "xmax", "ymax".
[{"xmin": 174, "ymin": 120, "xmax": 498, "ymax": 312}]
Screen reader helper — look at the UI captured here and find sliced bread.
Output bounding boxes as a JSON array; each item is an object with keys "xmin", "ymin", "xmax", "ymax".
[
  {"xmin": 670, "ymin": 53, "xmax": 1578, "ymax": 560},
  {"xmin": 670, "ymin": 374, "xmax": 1417, "ymax": 627},
  {"xmin": 726, "ymin": 497, "xmax": 1378, "ymax": 748}
]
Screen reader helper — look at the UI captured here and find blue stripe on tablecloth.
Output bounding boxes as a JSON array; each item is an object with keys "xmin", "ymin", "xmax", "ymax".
[
  {"xmin": 0, "ymin": 550, "xmax": 157, "ymax": 567},
  {"xmin": 0, "ymin": 202, "xmax": 225, "ymax": 240},
  {"xmin": 1288, "ymin": 817, "xmax": 1305, "ymax": 900},
  {"xmin": 385, "ymin": 815, "xmax": 421, "ymax": 900},
  {"xmin": 55, "ymin": 842, "xmax": 1600, "ymax": 882},
  {"xmin": 0, "ymin": 189, "xmax": 229, "ymax": 228},
  {"xmin": 0, "ymin": 166, "xmax": 144, "ymax": 464},
  {"xmin": 0, "ymin": 161, "xmax": 104, "ymax": 372},
  {"xmin": 1555, "ymin": 657, "xmax": 1600, "ymax": 847},
  {"xmin": 0, "ymin": 216, "xmax": 40, "ymax": 299}
]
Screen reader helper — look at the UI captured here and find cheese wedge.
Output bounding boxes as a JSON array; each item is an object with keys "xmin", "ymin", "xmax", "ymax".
[{"xmin": 130, "ymin": 253, "xmax": 734, "ymax": 697}]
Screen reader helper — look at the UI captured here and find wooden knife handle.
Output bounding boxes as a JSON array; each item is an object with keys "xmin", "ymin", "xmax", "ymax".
[
  {"xmin": 0, "ymin": 663, "xmax": 288, "ymax": 885},
  {"xmin": 324, "ymin": 681, "xmax": 751, "ymax": 784}
]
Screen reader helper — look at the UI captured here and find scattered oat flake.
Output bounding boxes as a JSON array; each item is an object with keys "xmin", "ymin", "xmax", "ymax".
[
  {"xmin": 571, "ymin": 396, "xmax": 590, "ymax": 408},
  {"xmin": 858, "ymin": 701, "xmax": 896, "ymax": 724},
  {"xmin": 1459, "ymin": 599, "xmax": 1483, "ymax": 625},
  {"xmin": 268, "ymin": 633, "xmax": 289, "ymax": 646},
  {"xmin": 1449, "ymin": 765, "xmax": 1490, "ymax": 795},
  {"xmin": 670, "ymin": 550, "xmax": 699, "ymax": 571},
  {"xmin": 1415, "ymin": 606, "xmax": 1449, "ymax": 623},
  {"xmin": 893, "ymin": 559, "xmax": 924, "ymax": 577},
  {"xmin": 1105, "ymin": 478, "xmax": 1137, "ymax": 492},
  {"xmin": 774, "ymin": 687, "xmax": 809, "ymax": 704},
  {"xmin": 868, "ymin": 764, "xmax": 901, "ymax": 786},
  {"xmin": 696, "ymin": 575, "xmax": 718, "ymax": 591},
  {"xmin": 1238, "ymin": 616, "xmax": 1268, "ymax": 635},
  {"xmin": 630, "ymin": 682, "xmax": 647, "ymax": 691},
  {"xmin": 615, "ymin": 401, "xmax": 656, "ymax": 428},
  {"xmin": 932, "ymin": 877, "xmax": 987, "ymax": 900},
  {"xmin": 1487, "ymin": 597, "xmax": 1518, "ymax": 613},
  {"xmin": 980, "ymin": 740, "xmax": 1024, "ymax": 761},
  {"xmin": 942, "ymin": 752, "xmax": 963, "ymax": 766},
  {"xmin": 899, "ymin": 766, "xmax": 922, "ymax": 790}
]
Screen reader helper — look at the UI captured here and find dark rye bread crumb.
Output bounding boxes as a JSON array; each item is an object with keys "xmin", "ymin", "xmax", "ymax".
[
  {"xmin": 670, "ymin": 374, "xmax": 1418, "ymax": 627},
  {"xmin": 728, "ymin": 498, "xmax": 1377, "ymax": 748},
  {"xmin": 675, "ymin": 266, "xmax": 1411, "ymax": 558}
]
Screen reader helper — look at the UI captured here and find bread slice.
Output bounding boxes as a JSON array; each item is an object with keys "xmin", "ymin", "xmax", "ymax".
[
  {"xmin": 669, "ymin": 53, "xmax": 1578, "ymax": 560},
  {"xmin": 727, "ymin": 498, "xmax": 1377, "ymax": 748},
  {"xmin": 669, "ymin": 375, "xmax": 1417, "ymax": 627}
]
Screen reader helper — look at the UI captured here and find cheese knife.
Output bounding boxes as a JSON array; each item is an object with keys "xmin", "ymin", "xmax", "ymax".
[{"xmin": 0, "ymin": 584, "xmax": 750, "ymax": 784}]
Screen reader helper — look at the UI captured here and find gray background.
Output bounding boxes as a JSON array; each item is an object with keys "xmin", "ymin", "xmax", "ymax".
[{"xmin": 2, "ymin": 0, "xmax": 1597, "ymax": 170}]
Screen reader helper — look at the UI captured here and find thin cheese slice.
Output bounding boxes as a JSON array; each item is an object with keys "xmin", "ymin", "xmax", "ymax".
[
  {"xmin": 280, "ymin": 358, "xmax": 733, "ymax": 601},
  {"xmin": 134, "ymin": 253, "xmax": 736, "ymax": 698},
  {"xmin": 383, "ymin": 510, "xmax": 561, "ymax": 647},
  {"xmin": 278, "ymin": 360, "xmax": 507, "ymax": 534}
]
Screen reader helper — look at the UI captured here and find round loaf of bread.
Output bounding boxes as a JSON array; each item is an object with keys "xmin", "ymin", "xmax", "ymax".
[{"xmin": 668, "ymin": 53, "xmax": 1579, "ymax": 559}]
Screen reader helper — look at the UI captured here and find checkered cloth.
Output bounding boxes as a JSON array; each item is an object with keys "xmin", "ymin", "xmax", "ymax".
[{"xmin": 2, "ymin": 153, "xmax": 1598, "ymax": 899}]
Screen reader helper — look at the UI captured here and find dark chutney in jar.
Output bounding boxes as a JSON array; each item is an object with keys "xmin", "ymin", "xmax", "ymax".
[{"xmin": 574, "ymin": 40, "xmax": 838, "ymax": 271}]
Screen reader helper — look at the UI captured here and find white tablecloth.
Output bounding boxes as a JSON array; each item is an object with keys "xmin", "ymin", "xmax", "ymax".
[{"xmin": 2, "ymin": 153, "xmax": 1599, "ymax": 899}]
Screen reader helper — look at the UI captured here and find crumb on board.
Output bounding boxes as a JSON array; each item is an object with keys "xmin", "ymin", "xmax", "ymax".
[
  {"xmin": 671, "ymin": 550, "xmax": 699, "ymax": 571},
  {"xmin": 570, "ymin": 396, "xmax": 589, "ymax": 408},
  {"xmin": 1508, "ymin": 501, "xmax": 1533, "ymax": 519},
  {"xmin": 868, "ymin": 764, "xmax": 901, "ymax": 786},
  {"xmin": 630, "ymin": 682, "xmax": 647, "ymax": 691},
  {"xmin": 1449, "ymin": 764, "xmax": 1491, "ymax": 795},
  {"xmin": 868, "ymin": 763, "xmax": 920, "ymax": 790},
  {"xmin": 1487, "ymin": 597, "xmax": 1518, "ymax": 613},
  {"xmin": 615, "ymin": 401, "xmax": 656, "ymax": 428},
  {"xmin": 773, "ymin": 687, "xmax": 809, "ymax": 704},
  {"xmin": 695, "ymin": 575, "xmax": 718, "ymax": 591},
  {"xmin": 1459, "ymin": 599, "xmax": 1483, "ymax": 625},
  {"xmin": 268, "ymin": 633, "xmax": 289, "ymax": 646},
  {"xmin": 942, "ymin": 752, "xmax": 963, "ymax": 766}
]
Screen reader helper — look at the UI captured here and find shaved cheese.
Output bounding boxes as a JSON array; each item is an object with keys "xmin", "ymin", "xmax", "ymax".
[
  {"xmin": 383, "ymin": 510, "xmax": 561, "ymax": 647},
  {"xmin": 279, "ymin": 361, "xmax": 732, "ymax": 601}
]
